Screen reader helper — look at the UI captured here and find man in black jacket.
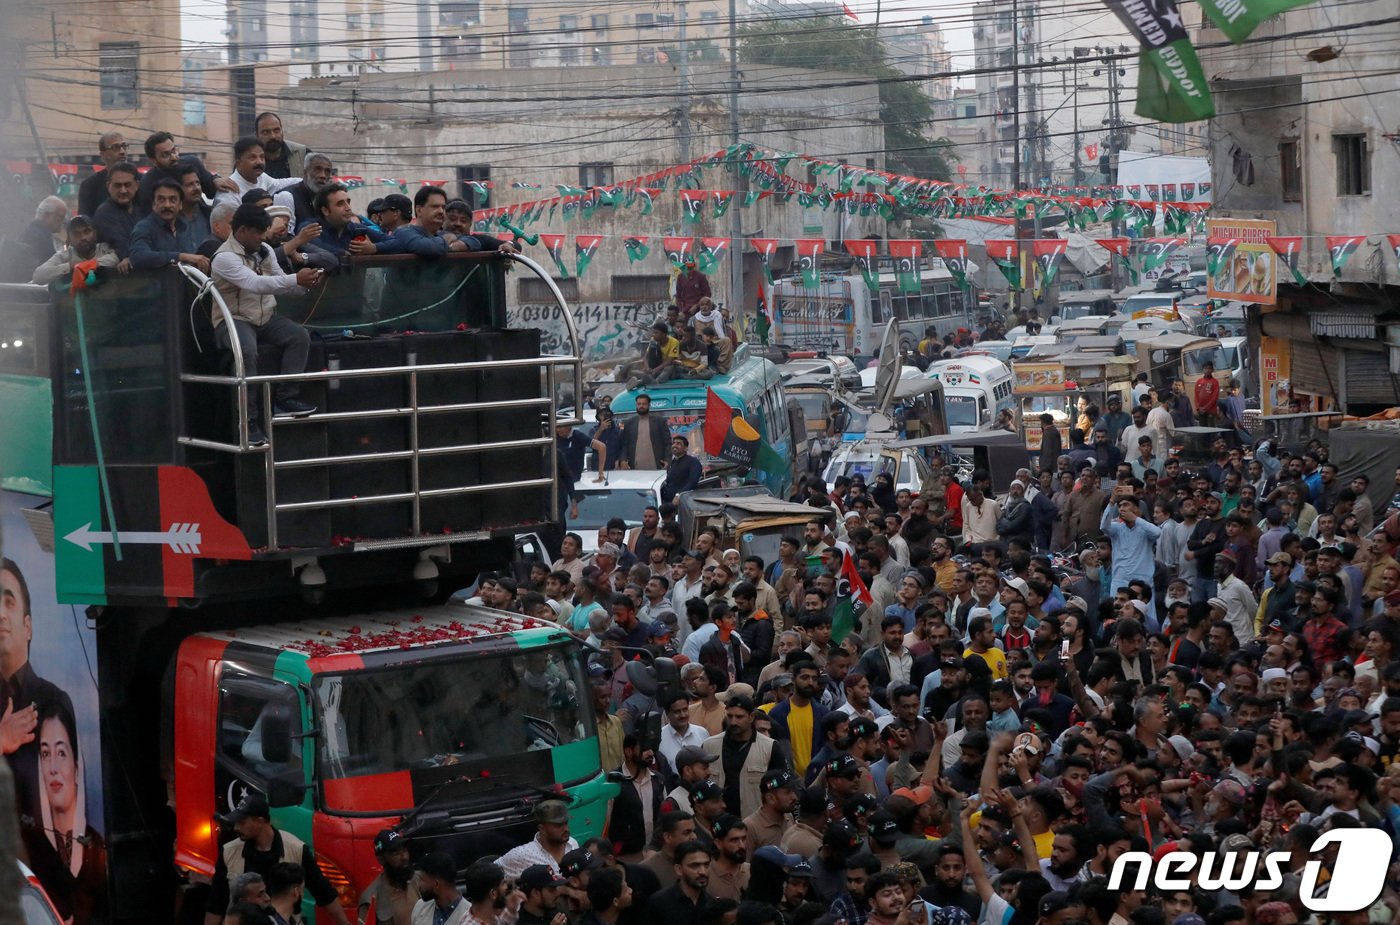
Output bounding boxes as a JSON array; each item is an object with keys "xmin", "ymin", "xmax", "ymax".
[
  {"xmin": 646, "ymin": 842, "xmax": 710, "ymax": 925},
  {"xmin": 1187, "ymin": 492, "xmax": 1227, "ymax": 603},
  {"xmin": 137, "ymin": 131, "xmax": 236, "ymax": 214},
  {"xmin": 661, "ymin": 436, "xmax": 703, "ymax": 503},
  {"xmin": 621, "ymin": 393, "xmax": 671, "ymax": 470},
  {"xmin": 78, "ymin": 132, "xmax": 130, "ymax": 219},
  {"xmin": 610, "ymin": 735, "xmax": 665, "ymax": 860}
]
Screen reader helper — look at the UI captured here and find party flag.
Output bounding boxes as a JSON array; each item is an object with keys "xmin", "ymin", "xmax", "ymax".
[{"xmin": 888, "ymin": 240, "xmax": 923, "ymax": 293}]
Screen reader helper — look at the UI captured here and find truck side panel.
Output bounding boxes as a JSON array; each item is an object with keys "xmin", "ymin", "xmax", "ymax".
[{"xmin": 2, "ymin": 493, "xmax": 108, "ymax": 925}]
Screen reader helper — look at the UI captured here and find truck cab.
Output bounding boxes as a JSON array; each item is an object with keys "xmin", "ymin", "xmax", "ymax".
[{"xmin": 0, "ymin": 250, "xmax": 611, "ymax": 924}]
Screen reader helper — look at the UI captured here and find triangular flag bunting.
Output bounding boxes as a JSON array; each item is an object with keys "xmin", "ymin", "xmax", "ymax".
[
  {"xmin": 1389, "ymin": 235, "xmax": 1400, "ymax": 277},
  {"xmin": 844, "ymin": 239, "xmax": 880, "ymax": 292},
  {"xmin": 624, "ymin": 236, "xmax": 651, "ymax": 263},
  {"xmin": 888, "ymin": 240, "xmax": 923, "ymax": 293},
  {"xmin": 697, "ymin": 237, "xmax": 730, "ymax": 275},
  {"xmin": 1266, "ymin": 237, "xmax": 1307, "ymax": 285},
  {"xmin": 574, "ymin": 235, "xmax": 604, "ymax": 278},
  {"xmin": 1031, "ymin": 238, "xmax": 1068, "ymax": 297},
  {"xmin": 752, "ymin": 238, "xmax": 781, "ymax": 285},
  {"xmin": 1206, "ymin": 237, "xmax": 1239, "ymax": 279},
  {"xmin": 1326, "ymin": 235, "xmax": 1366, "ymax": 277},
  {"xmin": 795, "ymin": 239, "xmax": 824, "ymax": 289},
  {"xmin": 680, "ymin": 189, "xmax": 706, "ymax": 224},
  {"xmin": 1141, "ymin": 237, "xmax": 1185, "ymax": 273},
  {"xmin": 986, "ymin": 239, "xmax": 1021, "ymax": 290},
  {"xmin": 539, "ymin": 234, "xmax": 569, "ymax": 278},
  {"xmin": 663, "ymin": 236, "xmax": 694, "ymax": 269}
]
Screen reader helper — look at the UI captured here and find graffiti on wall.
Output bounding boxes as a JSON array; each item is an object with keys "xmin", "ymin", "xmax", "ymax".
[{"xmin": 510, "ymin": 302, "xmax": 668, "ymax": 362}]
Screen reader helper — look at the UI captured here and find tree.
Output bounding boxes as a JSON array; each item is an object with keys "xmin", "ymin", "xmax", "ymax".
[{"xmin": 739, "ymin": 15, "xmax": 955, "ymax": 182}]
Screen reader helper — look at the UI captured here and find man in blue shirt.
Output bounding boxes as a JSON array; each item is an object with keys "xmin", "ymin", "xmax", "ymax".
[
  {"xmin": 1100, "ymin": 484, "xmax": 1162, "ymax": 604},
  {"xmin": 310, "ymin": 182, "xmax": 402, "ymax": 256},
  {"xmin": 129, "ymin": 178, "xmax": 210, "ymax": 272},
  {"xmin": 661, "ymin": 436, "xmax": 703, "ymax": 503}
]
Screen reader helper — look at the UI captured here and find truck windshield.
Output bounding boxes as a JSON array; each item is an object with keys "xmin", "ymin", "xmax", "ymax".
[
  {"xmin": 1182, "ymin": 346, "xmax": 1237, "ymax": 376},
  {"xmin": 314, "ymin": 642, "xmax": 593, "ymax": 789},
  {"xmin": 945, "ymin": 394, "xmax": 981, "ymax": 428},
  {"xmin": 574, "ymin": 488, "xmax": 654, "ymax": 527}
]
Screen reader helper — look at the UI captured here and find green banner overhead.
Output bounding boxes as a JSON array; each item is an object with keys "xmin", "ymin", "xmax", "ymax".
[{"xmin": 1103, "ymin": 0, "xmax": 1215, "ymax": 121}]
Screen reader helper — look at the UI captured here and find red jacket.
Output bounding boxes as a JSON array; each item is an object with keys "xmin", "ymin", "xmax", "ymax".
[{"xmin": 1194, "ymin": 375, "xmax": 1220, "ymax": 413}]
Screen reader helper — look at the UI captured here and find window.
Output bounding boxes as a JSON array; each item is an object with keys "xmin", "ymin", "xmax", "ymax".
[
  {"xmin": 508, "ymin": 6, "xmax": 530, "ymax": 32},
  {"xmin": 369, "ymin": 11, "xmax": 384, "ymax": 26},
  {"xmin": 347, "ymin": 13, "xmax": 361, "ymax": 28},
  {"xmin": 592, "ymin": 45, "xmax": 611, "ymax": 65},
  {"xmin": 560, "ymin": 14, "xmax": 578, "ymax": 31},
  {"xmin": 519, "ymin": 277, "xmax": 579, "ymax": 301},
  {"xmin": 579, "ymin": 162, "xmax": 615, "ymax": 188},
  {"xmin": 440, "ymin": 35, "xmax": 482, "ymax": 59},
  {"xmin": 591, "ymin": 13, "xmax": 609, "ymax": 30},
  {"xmin": 509, "ymin": 43, "xmax": 535, "ymax": 66},
  {"xmin": 439, "ymin": 1, "xmax": 480, "ymax": 25},
  {"xmin": 700, "ymin": 10, "xmax": 719, "ymax": 23},
  {"xmin": 1280, "ymin": 139, "xmax": 1301, "ymax": 202},
  {"xmin": 611, "ymin": 275, "xmax": 671, "ymax": 300},
  {"xmin": 456, "ymin": 164, "xmax": 491, "ymax": 208},
  {"xmin": 99, "ymin": 43, "xmax": 140, "ymax": 109},
  {"xmin": 636, "ymin": 12, "xmax": 655, "ymax": 27},
  {"xmin": 1333, "ymin": 134, "xmax": 1369, "ymax": 195},
  {"xmin": 657, "ymin": 13, "xmax": 675, "ymax": 25},
  {"xmin": 218, "ymin": 675, "xmax": 303, "ymax": 787}
]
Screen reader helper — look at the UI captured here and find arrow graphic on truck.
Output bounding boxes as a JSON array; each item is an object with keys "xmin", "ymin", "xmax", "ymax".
[{"xmin": 65, "ymin": 522, "xmax": 203, "ymax": 554}]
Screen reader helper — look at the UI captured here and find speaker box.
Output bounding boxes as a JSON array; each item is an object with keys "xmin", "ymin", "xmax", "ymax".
[
  {"xmin": 402, "ymin": 332, "xmax": 480, "ymax": 533},
  {"xmin": 323, "ymin": 338, "xmax": 412, "ymax": 539},
  {"xmin": 474, "ymin": 329, "xmax": 549, "ymax": 530}
]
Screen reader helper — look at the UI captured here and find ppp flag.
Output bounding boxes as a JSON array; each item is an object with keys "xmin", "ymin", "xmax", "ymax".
[
  {"xmin": 623, "ymin": 235, "xmax": 651, "ymax": 263},
  {"xmin": 752, "ymin": 238, "xmax": 781, "ymax": 285},
  {"xmin": 540, "ymin": 233, "xmax": 569, "ymax": 278},
  {"xmin": 933, "ymin": 239, "xmax": 971, "ymax": 290},
  {"xmin": 1206, "ymin": 237, "xmax": 1239, "ymax": 278},
  {"xmin": 1197, "ymin": 0, "xmax": 1319, "ymax": 43},
  {"xmin": 845, "ymin": 239, "xmax": 880, "ymax": 292},
  {"xmin": 1102, "ymin": 0, "xmax": 1214, "ymax": 122},
  {"xmin": 1141, "ymin": 237, "xmax": 1186, "ymax": 273},
  {"xmin": 986, "ymin": 239, "xmax": 1021, "ymax": 290},
  {"xmin": 1326, "ymin": 235, "xmax": 1367, "ymax": 277},
  {"xmin": 1098, "ymin": 237, "xmax": 1138, "ymax": 285},
  {"xmin": 703, "ymin": 388, "xmax": 786, "ymax": 475},
  {"xmin": 574, "ymin": 235, "xmax": 604, "ymax": 278},
  {"xmin": 696, "ymin": 237, "xmax": 730, "ymax": 275},
  {"xmin": 795, "ymin": 239, "xmax": 824, "ymax": 289},
  {"xmin": 1266, "ymin": 237, "xmax": 1307, "ymax": 285},
  {"xmin": 663, "ymin": 236, "xmax": 694, "ymax": 269},
  {"xmin": 1389, "ymin": 235, "xmax": 1400, "ymax": 276},
  {"xmin": 832, "ymin": 546, "xmax": 873, "ymax": 644},
  {"xmin": 1031, "ymin": 239, "xmax": 1069, "ymax": 296},
  {"xmin": 888, "ymin": 239, "xmax": 923, "ymax": 293}
]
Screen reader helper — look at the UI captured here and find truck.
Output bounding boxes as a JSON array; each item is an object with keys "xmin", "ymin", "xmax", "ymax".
[{"xmin": 0, "ymin": 251, "xmax": 615, "ymax": 925}]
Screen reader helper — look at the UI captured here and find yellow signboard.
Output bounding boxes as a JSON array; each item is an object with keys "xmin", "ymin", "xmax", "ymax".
[
  {"xmin": 1207, "ymin": 218, "xmax": 1277, "ymax": 306},
  {"xmin": 1259, "ymin": 335, "xmax": 1292, "ymax": 416}
]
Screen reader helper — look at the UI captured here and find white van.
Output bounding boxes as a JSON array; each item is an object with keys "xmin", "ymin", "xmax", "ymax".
[{"xmin": 924, "ymin": 355, "xmax": 1016, "ymax": 433}]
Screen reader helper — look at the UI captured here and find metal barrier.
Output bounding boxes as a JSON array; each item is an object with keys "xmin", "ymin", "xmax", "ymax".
[{"xmin": 177, "ymin": 253, "xmax": 584, "ymax": 551}]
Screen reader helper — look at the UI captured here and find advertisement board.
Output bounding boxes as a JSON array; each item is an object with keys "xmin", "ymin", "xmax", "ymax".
[{"xmin": 1207, "ymin": 218, "xmax": 1278, "ymax": 305}]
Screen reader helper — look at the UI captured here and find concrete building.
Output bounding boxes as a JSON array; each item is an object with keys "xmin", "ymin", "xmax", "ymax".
[
  {"xmin": 0, "ymin": 0, "xmax": 185, "ymax": 167},
  {"xmin": 968, "ymin": 0, "xmax": 1143, "ymax": 190},
  {"xmin": 1198, "ymin": 0, "xmax": 1400, "ymax": 413},
  {"xmin": 279, "ymin": 63, "xmax": 886, "ymax": 369}
]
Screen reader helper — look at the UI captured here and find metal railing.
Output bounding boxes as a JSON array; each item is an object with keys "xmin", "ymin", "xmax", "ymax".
[{"xmin": 176, "ymin": 252, "xmax": 583, "ymax": 551}]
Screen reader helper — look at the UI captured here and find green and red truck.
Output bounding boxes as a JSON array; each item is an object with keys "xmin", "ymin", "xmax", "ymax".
[{"xmin": 0, "ymin": 251, "xmax": 613, "ymax": 925}]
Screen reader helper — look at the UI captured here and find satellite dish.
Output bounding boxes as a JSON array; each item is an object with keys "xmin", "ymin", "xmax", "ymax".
[
  {"xmin": 866, "ymin": 411, "xmax": 893, "ymax": 433},
  {"xmin": 872, "ymin": 318, "xmax": 903, "ymax": 414}
]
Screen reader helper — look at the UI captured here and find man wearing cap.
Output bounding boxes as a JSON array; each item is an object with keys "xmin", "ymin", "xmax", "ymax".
[
  {"xmin": 359, "ymin": 829, "xmax": 415, "ymax": 925},
  {"xmin": 515, "ymin": 865, "xmax": 568, "ymax": 925},
  {"xmin": 703, "ymin": 694, "xmax": 786, "ymax": 818},
  {"xmin": 706, "ymin": 815, "xmax": 751, "ymax": 901},
  {"xmin": 498, "ymin": 799, "xmax": 580, "ymax": 879},
  {"xmin": 1255, "ymin": 553, "xmax": 1297, "ymax": 635},
  {"xmin": 1212, "ymin": 551, "xmax": 1257, "ymax": 644},
  {"xmin": 205, "ymin": 794, "xmax": 350, "ymax": 925},
  {"xmin": 31, "ymin": 214, "xmax": 120, "ymax": 286},
  {"xmin": 744, "ymin": 769, "xmax": 798, "ymax": 853},
  {"xmin": 662, "ymin": 746, "xmax": 714, "ymax": 813}
]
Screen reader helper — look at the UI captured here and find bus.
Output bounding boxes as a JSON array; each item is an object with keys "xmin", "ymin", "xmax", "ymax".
[
  {"xmin": 609, "ymin": 345, "xmax": 796, "ymax": 498},
  {"xmin": 924, "ymin": 355, "xmax": 1017, "ymax": 433},
  {"xmin": 0, "ymin": 252, "xmax": 615, "ymax": 924},
  {"xmin": 768, "ymin": 262, "xmax": 978, "ymax": 360}
]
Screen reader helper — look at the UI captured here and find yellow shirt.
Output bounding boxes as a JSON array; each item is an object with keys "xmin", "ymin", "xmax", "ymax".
[
  {"xmin": 966, "ymin": 645, "xmax": 1008, "ymax": 680},
  {"xmin": 659, "ymin": 336, "xmax": 680, "ymax": 361},
  {"xmin": 1033, "ymin": 829, "xmax": 1055, "ymax": 860},
  {"xmin": 787, "ymin": 702, "xmax": 815, "ymax": 777}
]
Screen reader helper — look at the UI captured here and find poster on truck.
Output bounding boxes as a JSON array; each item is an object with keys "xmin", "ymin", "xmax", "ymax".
[{"xmin": 2, "ymin": 493, "xmax": 106, "ymax": 925}]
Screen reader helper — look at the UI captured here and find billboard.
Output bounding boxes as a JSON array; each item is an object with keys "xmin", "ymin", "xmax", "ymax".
[
  {"xmin": 2, "ymin": 492, "xmax": 106, "ymax": 924},
  {"xmin": 1207, "ymin": 218, "xmax": 1278, "ymax": 306}
]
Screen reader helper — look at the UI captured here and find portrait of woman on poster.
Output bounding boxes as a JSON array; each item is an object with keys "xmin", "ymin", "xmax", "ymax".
[{"xmin": 22, "ymin": 699, "xmax": 107, "ymax": 925}]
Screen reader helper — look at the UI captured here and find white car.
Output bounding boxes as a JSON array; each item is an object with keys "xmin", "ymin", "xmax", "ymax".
[
  {"xmin": 570, "ymin": 470, "xmax": 666, "ymax": 554},
  {"xmin": 823, "ymin": 441, "xmax": 933, "ymax": 496}
]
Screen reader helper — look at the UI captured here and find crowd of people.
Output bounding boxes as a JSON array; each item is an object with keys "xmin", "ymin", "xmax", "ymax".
[{"xmin": 348, "ymin": 425, "xmax": 1400, "ymax": 925}]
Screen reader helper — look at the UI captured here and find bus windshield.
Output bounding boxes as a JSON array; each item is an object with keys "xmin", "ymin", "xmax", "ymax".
[
  {"xmin": 314, "ymin": 643, "xmax": 593, "ymax": 806},
  {"xmin": 945, "ymin": 395, "xmax": 982, "ymax": 429}
]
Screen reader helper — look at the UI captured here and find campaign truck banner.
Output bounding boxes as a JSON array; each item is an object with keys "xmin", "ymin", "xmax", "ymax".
[{"xmin": 1206, "ymin": 217, "xmax": 1277, "ymax": 305}]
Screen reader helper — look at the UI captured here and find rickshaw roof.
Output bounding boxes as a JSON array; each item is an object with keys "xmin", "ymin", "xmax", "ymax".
[{"xmin": 890, "ymin": 430, "xmax": 1025, "ymax": 450}]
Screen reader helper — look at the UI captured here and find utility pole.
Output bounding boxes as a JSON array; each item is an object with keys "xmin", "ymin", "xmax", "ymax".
[
  {"xmin": 678, "ymin": 0, "xmax": 691, "ymax": 164},
  {"xmin": 1071, "ymin": 55, "xmax": 1082, "ymax": 187},
  {"xmin": 1100, "ymin": 48, "xmax": 1126, "ymax": 291},
  {"xmin": 1010, "ymin": 0, "xmax": 1020, "ymax": 192},
  {"xmin": 728, "ymin": 0, "xmax": 743, "ymax": 326}
]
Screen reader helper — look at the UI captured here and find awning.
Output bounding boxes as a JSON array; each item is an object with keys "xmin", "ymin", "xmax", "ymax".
[{"xmin": 1310, "ymin": 310, "xmax": 1381, "ymax": 339}]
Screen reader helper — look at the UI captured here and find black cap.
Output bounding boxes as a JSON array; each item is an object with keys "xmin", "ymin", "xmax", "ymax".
[
  {"xmin": 416, "ymin": 851, "xmax": 457, "ymax": 881},
  {"xmin": 221, "ymin": 793, "xmax": 270, "ymax": 824},
  {"xmin": 560, "ymin": 848, "xmax": 603, "ymax": 878},
  {"xmin": 797, "ymin": 786, "xmax": 829, "ymax": 817},
  {"xmin": 787, "ymin": 860, "xmax": 814, "ymax": 879},
  {"xmin": 689, "ymin": 780, "xmax": 724, "ymax": 803},
  {"xmin": 822, "ymin": 819, "xmax": 862, "ymax": 852},
  {"xmin": 675, "ymin": 746, "xmax": 713, "ymax": 769},
  {"xmin": 825, "ymin": 753, "xmax": 861, "ymax": 777},
  {"xmin": 519, "ymin": 864, "xmax": 567, "ymax": 892},
  {"xmin": 844, "ymin": 793, "xmax": 878, "ymax": 817},
  {"xmin": 1040, "ymin": 892, "xmax": 1075, "ymax": 917},
  {"xmin": 367, "ymin": 197, "xmax": 387, "ymax": 215},
  {"xmin": 868, "ymin": 809, "xmax": 899, "ymax": 843},
  {"xmin": 849, "ymin": 716, "xmax": 878, "ymax": 739},
  {"xmin": 67, "ymin": 214, "xmax": 94, "ymax": 231},
  {"xmin": 382, "ymin": 193, "xmax": 413, "ymax": 219},
  {"xmin": 760, "ymin": 769, "xmax": 799, "ymax": 793},
  {"xmin": 374, "ymin": 828, "xmax": 404, "ymax": 855}
]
